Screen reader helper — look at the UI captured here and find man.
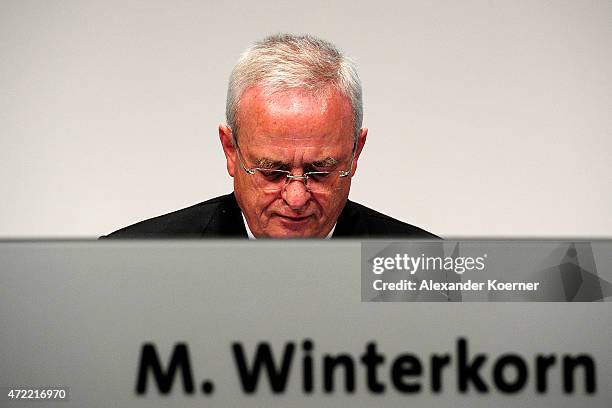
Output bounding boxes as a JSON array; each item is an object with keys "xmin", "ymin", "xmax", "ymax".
[{"xmin": 106, "ymin": 34, "xmax": 436, "ymax": 239}]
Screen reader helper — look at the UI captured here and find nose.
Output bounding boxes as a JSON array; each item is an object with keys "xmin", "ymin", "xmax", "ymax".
[{"xmin": 281, "ymin": 178, "xmax": 311, "ymax": 210}]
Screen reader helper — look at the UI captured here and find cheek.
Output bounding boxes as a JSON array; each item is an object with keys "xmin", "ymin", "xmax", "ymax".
[
  {"xmin": 256, "ymin": 196, "xmax": 277, "ymax": 216},
  {"xmin": 246, "ymin": 190, "xmax": 279, "ymax": 218},
  {"xmin": 315, "ymin": 190, "xmax": 344, "ymax": 215},
  {"xmin": 324, "ymin": 186, "xmax": 351, "ymax": 215}
]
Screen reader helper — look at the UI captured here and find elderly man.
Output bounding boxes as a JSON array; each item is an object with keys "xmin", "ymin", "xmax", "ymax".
[{"xmin": 107, "ymin": 34, "xmax": 435, "ymax": 239}]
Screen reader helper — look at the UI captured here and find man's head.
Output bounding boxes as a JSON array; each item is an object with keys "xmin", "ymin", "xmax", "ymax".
[{"xmin": 219, "ymin": 34, "xmax": 367, "ymax": 238}]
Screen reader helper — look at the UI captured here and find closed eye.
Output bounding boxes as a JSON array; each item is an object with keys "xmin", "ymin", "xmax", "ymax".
[
  {"xmin": 306, "ymin": 172, "xmax": 332, "ymax": 182},
  {"xmin": 257, "ymin": 169, "xmax": 288, "ymax": 181}
]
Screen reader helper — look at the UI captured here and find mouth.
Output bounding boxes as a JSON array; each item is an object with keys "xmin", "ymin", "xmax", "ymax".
[{"xmin": 274, "ymin": 214, "xmax": 314, "ymax": 228}]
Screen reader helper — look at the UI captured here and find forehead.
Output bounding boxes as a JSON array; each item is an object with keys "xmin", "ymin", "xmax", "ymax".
[{"xmin": 236, "ymin": 85, "xmax": 354, "ymax": 150}]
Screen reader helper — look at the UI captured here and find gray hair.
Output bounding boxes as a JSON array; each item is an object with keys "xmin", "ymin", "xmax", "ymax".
[{"xmin": 225, "ymin": 34, "xmax": 363, "ymax": 144}]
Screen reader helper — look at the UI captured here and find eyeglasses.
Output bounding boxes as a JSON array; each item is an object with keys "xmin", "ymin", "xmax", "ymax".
[{"xmin": 235, "ymin": 143, "xmax": 356, "ymax": 194}]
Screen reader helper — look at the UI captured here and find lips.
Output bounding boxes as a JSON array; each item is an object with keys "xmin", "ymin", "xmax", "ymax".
[
  {"xmin": 276, "ymin": 214, "xmax": 313, "ymax": 222},
  {"xmin": 274, "ymin": 214, "xmax": 315, "ymax": 229}
]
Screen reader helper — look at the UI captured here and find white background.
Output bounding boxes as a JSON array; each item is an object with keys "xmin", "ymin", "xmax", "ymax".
[{"xmin": 1, "ymin": 0, "xmax": 610, "ymax": 237}]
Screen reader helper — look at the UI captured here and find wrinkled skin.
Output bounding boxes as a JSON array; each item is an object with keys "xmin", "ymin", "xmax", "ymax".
[{"xmin": 219, "ymin": 86, "xmax": 367, "ymax": 238}]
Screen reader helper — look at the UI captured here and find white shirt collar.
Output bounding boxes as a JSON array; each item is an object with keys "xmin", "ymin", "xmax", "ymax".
[{"xmin": 241, "ymin": 212, "xmax": 335, "ymax": 239}]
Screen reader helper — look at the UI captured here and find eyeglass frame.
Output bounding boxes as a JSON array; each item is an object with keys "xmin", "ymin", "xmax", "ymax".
[{"xmin": 233, "ymin": 137, "xmax": 358, "ymax": 191}]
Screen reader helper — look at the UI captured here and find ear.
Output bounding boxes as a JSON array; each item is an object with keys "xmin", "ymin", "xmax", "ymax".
[
  {"xmin": 219, "ymin": 123, "xmax": 237, "ymax": 177},
  {"xmin": 350, "ymin": 127, "xmax": 368, "ymax": 176}
]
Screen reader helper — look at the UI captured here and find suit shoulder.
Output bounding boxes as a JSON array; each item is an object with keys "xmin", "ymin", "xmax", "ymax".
[
  {"xmin": 342, "ymin": 200, "xmax": 439, "ymax": 238},
  {"xmin": 102, "ymin": 195, "xmax": 229, "ymax": 238}
]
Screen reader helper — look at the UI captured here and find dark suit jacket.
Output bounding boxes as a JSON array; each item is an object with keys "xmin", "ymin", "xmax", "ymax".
[{"xmin": 104, "ymin": 193, "xmax": 437, "ymax": 238}]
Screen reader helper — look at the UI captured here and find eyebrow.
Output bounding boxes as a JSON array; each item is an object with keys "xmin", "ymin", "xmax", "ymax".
[
  {"xmin": 311, "ymin": 157, "xmax": 339, "ymax": 168},
  {"xmin": 255, "ymin": 158, "xmax": 287, "ymax": 169},
  {"xmin": 254, "ymin": 156, "xmax": 339, "ymax": 170}
]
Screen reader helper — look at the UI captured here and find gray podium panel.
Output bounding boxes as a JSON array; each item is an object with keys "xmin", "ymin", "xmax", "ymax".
[{"xmin": 1, "ymin": 241, "xmax": 610, "ymax": 407}]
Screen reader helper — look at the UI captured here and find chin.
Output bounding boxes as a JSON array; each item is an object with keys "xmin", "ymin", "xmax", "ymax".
[
  {"xmin": 262, "ymin": 222, "xmax": 323, "ymax": 238},
  {"xmin": 267, "ymin": 228, "xmax": 317, "ymax": 239}
]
